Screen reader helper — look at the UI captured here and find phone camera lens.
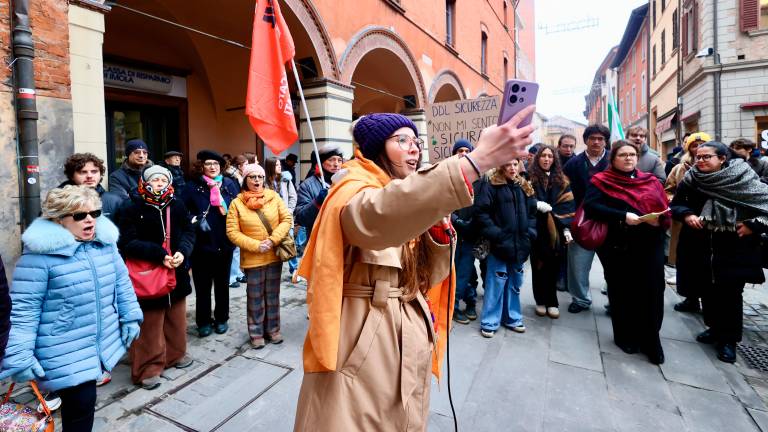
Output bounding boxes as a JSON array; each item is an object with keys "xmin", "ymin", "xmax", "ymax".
[
  {"xmin": 511, "ymin": 84, "xmax": 520, "ymax": 93},
  {"xmin": 520, "ymin": 97, "xmax": 525, "ymax": 103},
  {"xmin": 522, "ymin": 86, "xmax": 527, "ymax": 92},
  {"xmin": 509, "ymin": 95, "xmax": 518, "ymax": 104}
]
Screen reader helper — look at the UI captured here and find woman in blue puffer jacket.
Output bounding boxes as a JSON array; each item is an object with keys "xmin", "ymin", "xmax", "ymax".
[{"xmin": 1, "ymin": 185, "xmax": 143, "ymax": 431}]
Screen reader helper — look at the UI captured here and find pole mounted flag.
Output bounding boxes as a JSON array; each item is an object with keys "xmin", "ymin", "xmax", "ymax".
[
  {"xmin": 607, "ymin": 90, "xmax": 625, "ymax": 144},
  {"xmin": 246, "ymin": 0, "xmax": 297, "ymax": 155}
]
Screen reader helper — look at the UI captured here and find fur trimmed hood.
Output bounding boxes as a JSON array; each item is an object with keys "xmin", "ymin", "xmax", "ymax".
[{"xmin": 21, "ymin": 216, "xmax": 120, "ymax": 256}]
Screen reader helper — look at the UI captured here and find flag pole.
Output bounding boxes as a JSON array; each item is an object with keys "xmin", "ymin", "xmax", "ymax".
[{"xmin": 290, "ymin": 59, "xmax": 327, "ymax": 188}]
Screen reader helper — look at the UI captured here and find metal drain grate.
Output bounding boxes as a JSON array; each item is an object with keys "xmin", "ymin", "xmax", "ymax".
[{"xmin": 737, "ymin": 343, "xmax": 768, "ymax": 372}]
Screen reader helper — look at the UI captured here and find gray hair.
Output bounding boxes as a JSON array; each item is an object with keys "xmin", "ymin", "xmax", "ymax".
[{"xmin": 42, "ymin": 185, "xmax": 101, "ymax": 220}]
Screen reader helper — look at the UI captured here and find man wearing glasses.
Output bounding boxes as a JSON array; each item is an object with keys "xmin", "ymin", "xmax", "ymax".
[
  {"xmin": 109, "ymin": 139, "xmax": 152, "ymax": 200},
  {"xmin": 626, "ymin": 126, "xmax": 666, "ymax": 183}
]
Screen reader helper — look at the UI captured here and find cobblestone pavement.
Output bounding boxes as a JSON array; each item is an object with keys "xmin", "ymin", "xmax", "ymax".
[{"xmin": 5, "ymin": 262, "xmax": 768, "ymax": 431}]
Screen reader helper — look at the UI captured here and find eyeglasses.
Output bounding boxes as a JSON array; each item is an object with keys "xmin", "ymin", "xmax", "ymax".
[
  {"xmin": 203, "ymin": 161, "xmax": 220, "ymax": 167},
  {"xmin": 247, "ymin": 175, "xmax": 265, "ymax": 180},
  {"xmin": 695, "ymin": 154, "xmax": 717, "ymax": 161},
  {"xmin": 616, "ymin": 152, "xmax": 638, "ymax": 159},
  {"xmin": 388, "ymin": 134, "xmax": 425, "ymax": 151},
  {"xmin": 66, "ymin": 210, "xmax": 102, "ymax": 221}
]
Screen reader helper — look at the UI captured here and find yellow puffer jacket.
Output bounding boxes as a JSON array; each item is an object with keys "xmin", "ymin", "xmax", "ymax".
[{"xmin": 226, "ymin": 189, "xmax": 293, "ymax": 269}]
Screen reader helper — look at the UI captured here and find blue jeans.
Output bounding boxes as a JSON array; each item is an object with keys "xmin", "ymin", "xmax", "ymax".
[
  {"xmin": 454, "ymin": 240, "xmax": 478, "ymax": 312},
  {"xmin": 481, "ymin": 254, "xmax": 524, "ymax": 331},
  {"xmin": 567, "ymin": 242, "xmax": 594, "ymax": 307},
  {"xmin": 229, "ymin": 247, "xmax": 245, "ymax": 284}
]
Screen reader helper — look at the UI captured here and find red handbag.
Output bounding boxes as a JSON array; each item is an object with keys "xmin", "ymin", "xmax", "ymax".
[
  {"xmin": 570, "ymin": 203, "xmax": 608, "ymax": 251},
  {"xmin": 126, "ymin": 206, "xmax": 177, "ymax": 299}
]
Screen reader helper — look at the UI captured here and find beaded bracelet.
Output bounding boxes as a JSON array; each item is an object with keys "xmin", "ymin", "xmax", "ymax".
[{"xmin": 463, "ymin": 153, "xmax": 482, "ymax": 177}]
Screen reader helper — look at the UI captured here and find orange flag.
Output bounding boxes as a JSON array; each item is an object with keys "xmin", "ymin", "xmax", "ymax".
[{"xmin": 246, "ymin": 0, "xmax": 298, "ymax": 154}]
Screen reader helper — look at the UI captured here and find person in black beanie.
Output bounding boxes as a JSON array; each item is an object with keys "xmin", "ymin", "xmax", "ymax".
[
  {"xmin": 450, "ymin": 139, "xmax": 482, "ymax": 324},
  {"xmin": 295, "ymin": 143, "xmax": 344, "ymax": 239},
  {"xmin": 109, "ymin": 139, "xmax": 153, "ymax": 200}
]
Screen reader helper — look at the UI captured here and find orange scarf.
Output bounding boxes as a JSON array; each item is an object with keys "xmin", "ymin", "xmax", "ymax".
[
  {"xmin": 239, "ymin": 190, "xmax": 265, "ymax": 210},
  {"xmin": 298, "ymin": 149, "xmax": 454, "ymax": 379}
]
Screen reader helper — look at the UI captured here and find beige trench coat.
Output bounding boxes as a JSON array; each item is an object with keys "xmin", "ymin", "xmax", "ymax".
[{"xmin": 293, "ymin": 157, "xmax": 473, "ymax": 431}]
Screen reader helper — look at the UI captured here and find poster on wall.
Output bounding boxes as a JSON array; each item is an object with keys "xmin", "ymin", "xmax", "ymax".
[{"xmin": 426, "ymin": 95, "xmax": 501, "ymax": 163}]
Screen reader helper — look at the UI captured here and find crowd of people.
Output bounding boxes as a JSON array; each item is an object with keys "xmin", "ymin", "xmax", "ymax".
[{"xmin": 0, "ymin": 108, "xmax": 766, "ymax": 430}]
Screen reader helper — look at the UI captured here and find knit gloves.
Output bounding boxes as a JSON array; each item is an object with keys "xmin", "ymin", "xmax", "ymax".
[{"xmin": 121, "ymin": 321, "xmax": 141, "ymax": 348}]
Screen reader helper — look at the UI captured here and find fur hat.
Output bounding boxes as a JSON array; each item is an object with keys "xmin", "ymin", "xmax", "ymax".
[
  {"xmin": 352, "ymin": 113, "xmax": 418, "ymax": 160},
  {"xmin": 196, "ymin": 149, "xmax": 225, "ymax": 165}
]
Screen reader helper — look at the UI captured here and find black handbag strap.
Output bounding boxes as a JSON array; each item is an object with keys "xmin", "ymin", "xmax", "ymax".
[{"xmin": 255, "ymin": 209, "xmax": 274, "ymax": 235}]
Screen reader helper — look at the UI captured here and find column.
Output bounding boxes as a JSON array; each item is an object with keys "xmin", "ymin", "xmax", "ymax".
[
  {"xmin": 298, "ymin": 79, "xmax": 354, "ymax": 178},
  {"xmin": 402, "ymin": 108, "xmax": 428, "ymax": 162}
]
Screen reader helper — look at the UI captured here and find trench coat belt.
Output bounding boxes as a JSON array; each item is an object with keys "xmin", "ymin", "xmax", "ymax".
[{"xmin": 342, "ymin": 282, "xmax": 404, "ymax": 307}]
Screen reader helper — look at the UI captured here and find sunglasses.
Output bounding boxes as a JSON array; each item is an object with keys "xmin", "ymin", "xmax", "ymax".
[{"xmin": 66, "ymin": 210, "xmax": 102, "ymax": 221}]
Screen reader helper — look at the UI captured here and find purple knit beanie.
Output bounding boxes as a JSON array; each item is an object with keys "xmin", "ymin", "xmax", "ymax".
[{"xmin": 353, "ymin": 113, "xmax": 419, "ymax": 161}]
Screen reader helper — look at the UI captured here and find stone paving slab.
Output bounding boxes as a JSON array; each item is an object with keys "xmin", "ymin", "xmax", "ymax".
[
  {"xmin": 660, "ymin": 339, "xmax": 734, "ymax": 393},
  {"xmin": 749, "ymin": 408, "xmax": 768, "ymax": 432},
  {"xmin": 608, "ymin": 399, "xmax": 687, "ymax": 432},
  {"xmin": 670, "ymin": 382, "xmax": 760, "ymax": 432},
  {"xmin": 543, "ymin": 362, "xmax": 616, "ymax": 432},
  {"xmin": 549, "ymin": 324, "xmax": 603, "ymax": 372},
  {"xmin": 603, "ymin": 352, "xmax": 678, "ymax": 414}
]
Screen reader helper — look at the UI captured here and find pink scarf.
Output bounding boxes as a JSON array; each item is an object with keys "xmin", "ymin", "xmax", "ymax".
[{"xmin": 203, "ymin": 175, "xmax": 228, "ymax": 215}]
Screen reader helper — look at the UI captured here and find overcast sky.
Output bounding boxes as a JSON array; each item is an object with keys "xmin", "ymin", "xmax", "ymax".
[{"xmin": 534, "ymin": 0, "xmax": 647, "ymax": 123}]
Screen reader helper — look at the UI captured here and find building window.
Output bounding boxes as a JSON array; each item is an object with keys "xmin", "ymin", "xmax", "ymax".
[
  {"xmin": 642, "ymin": 30, "xmax": 647, "ymax": 60},
  {"xmin": 662, "ymin": 0, "xmax": 666, "ymax": 12},
  {"xmin": 481, "ymin": 31, "xmax": 488, "ymax": 75},
  {"xmin": 503, "ymin": 1, "xmax": 508, "ymax": 29},
  {"xmin": 673, "ymin": 9, "xmax": 679, "ymax": 49},
  {"xmin": 503, "ymin": 56, "xmax": 508, "ymax": 83},
  {"xmin": 653, "ymin": 0, "xmax": 657, "ymax": 28},
  {"xmin": 653, "ymin": 44, "xmax": 657, "ymax": 74},
  {"xmin": 631, "ymin": 48, "xmax": 636, "ymax": 75},
  {"xmin": 446, "ymin": 0, "xmax": 456, "ymax": 46},
  {"xmin": 683, "ymin": 2, "xmax": 698, "ymax": 56},
  {"xmin": 631, "ymin": 87, "xmax": 636, "ymax": 116},
  {"xmin": 661, "ymin": 29, "xmax": 666, "ymax": 64},
  {"xmin": 761, "ymin": 0, "xmax": 768, "ymax": 30},
  {"xmin": 602, "ymin": 96, "xmax": 607, "ymax": 123},
  {"xmin": 641, "ymin": 73, "xmax": 647, "ymax": 105},
  {"xmin": 620, "ymin": 98, "xmax": 624, "ymax": 121}
]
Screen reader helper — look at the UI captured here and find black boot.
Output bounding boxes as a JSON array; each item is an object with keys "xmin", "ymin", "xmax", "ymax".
[
  {"xmin": 696, "ymin": 329, "xmax": 716, "ymax": 344},
  {"xmin": 674, "ymin": 297, "xmax": 700, "ymax": 313},
  {"xmin": 716, "ymin": 343, "xmax": 737, "ymax": 363}
]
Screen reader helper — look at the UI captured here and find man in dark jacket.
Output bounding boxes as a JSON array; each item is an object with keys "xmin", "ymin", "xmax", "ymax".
[
  {"xmin": 730, "ymin": 138, "xmax": 768, "ymax": 181},
  {"xmin": 295, "ymin": 143, "xmax": 343, "ymax": 238},
  {"xmin": 159, "ymin": 150, "xmax": 186, "ymax": 190},
  {"xmin": 562, "ymin": 124, "xmax": 610, "ymax": 313},
  {"xmin": 557, "ymin": 134, "xmax": 577, "ymax": 168},
  {"xmin": 62, "ymin": 153, "xmax": 123, "ymax": 222},
  {"xmin": 450, "ymin": 140, "xmax": 481, "ymax": 324},
  {"xmin": 627, "ymin": 126, "xmax": 666, "ymax": 183},
  {"xmin": 109, "ymin": 139, "xmax": 152, "ymax": 200},
  {"xmin": 282, "ymin": 153, "xmax": 299, "ymax": 188}
]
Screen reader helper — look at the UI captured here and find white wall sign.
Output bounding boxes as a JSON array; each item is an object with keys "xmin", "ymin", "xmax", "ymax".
[{"xmin": 103, "ymin": 63, "xmax": 173, "ymax": 94}]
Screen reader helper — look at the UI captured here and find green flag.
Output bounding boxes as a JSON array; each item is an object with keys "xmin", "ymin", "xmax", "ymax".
[{"xmin": 607, "ymin": 91, "xmax": 624, "ymax": 143}]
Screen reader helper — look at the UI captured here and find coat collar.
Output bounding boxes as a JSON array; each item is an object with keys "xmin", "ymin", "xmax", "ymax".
[{"xmin": 22, "ymin": 216, "xmax": 119, "ymax": 256}]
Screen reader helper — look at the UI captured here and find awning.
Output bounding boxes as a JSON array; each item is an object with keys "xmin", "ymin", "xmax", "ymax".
[
  {"xmin": 741, "ymin": 102, "xmax": 768, "ymax": 110},
  {"xmin": 655, "ymin": 113, "xmax": 676, "ymax": 135}
]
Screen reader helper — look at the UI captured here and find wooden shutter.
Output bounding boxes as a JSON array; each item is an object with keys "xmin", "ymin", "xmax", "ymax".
[
  {"xmin": 692, "ymin": 2, "xmax": 699, "ymax": 51},
  {"xmin": 682, "ymin": 12, "xmax": 688, "ymax": 56},
  {"xmin": 741, "ymin": 0, "xmax": 759, "ymax": 32}
]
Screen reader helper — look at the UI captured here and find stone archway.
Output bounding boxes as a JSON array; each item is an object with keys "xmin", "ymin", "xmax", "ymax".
[
  {"xmin": 429, "ymin": 69, "xmax": 467, "ymax": 103},
  {"xmin": 283, "ymin": 0, "xmax": 339, "ymax": 80},
  {"xmin": 339, "ymin": 26, "xmax": 427, "ymax": 110}
]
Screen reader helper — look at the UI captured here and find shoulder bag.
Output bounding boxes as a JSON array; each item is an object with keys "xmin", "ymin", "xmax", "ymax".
[
  {"xmin": 0, "ymin": 381, "xmax": 54, "ymax": 432},
  {"xmin": 570, "ymin": 203, "xmax": 608, "ymax": 251},
  {"xmin": 126, "ymin": 206, "xmax": 177, "ymax": 299},
  {"xmin": 255, "ymin": 210, "xmax": 297, "ymax": 262}
]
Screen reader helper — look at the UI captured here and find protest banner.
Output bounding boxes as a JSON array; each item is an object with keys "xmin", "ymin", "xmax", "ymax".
[{"xmin": 426, "ymin": 95, "xmax": 501, "ymax": 163}]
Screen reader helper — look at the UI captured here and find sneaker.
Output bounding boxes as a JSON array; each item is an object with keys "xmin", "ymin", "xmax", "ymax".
[
  {"xmin": 250, "ymin": 338, "xmax": 266, "ymax": 349},
  {"xmin": 716, "ymin": 343, "xmax": 737, "ymax": 363},
  {"xmin": 268, "ymin": 333, "xmax": 284, "ymax": 344},
  {"xmin": 480, "ymin": 329, "xmax": 495, "ymax": 338},
  {"xmin": 696, "ymin": 329, "xmax": 716, "ymax": 344},
  {"xmin": 547, "ymin": 307, "xmax": 560, "ymax": 319},
  {"xmin": 509, "ymin": 325, "xmax": 526, "ymax": 333},
  {"xmin": 600, "ymin": 286, "xmax": 608, "ymax": 295},
  {"xmin": 291, "ymin": 270, "xmax": 305, "ymax": 284},
  {"xmin": 96, "ymin": 371, "xmax": 112, "ymax": 387},
  {"xmin": 535, "ymin": 305, "xmax": 546, "ymax": 316},
  {"xmin": 198, "ymin": 325, "xmax": 213, "ymax": 338},
  {"xmin": 568, "ymin": 303, "xmax": 590, "ymax": 314},
  {"xmin": 140, "ymin": 376, "xmax": 162, "ymax": 390},
  {"xmin": 37, "ymin": 393, "xmax": 61, "ymax": 413},
  {"xmin": 452, "ymin": 310, "xmax": 470, "ymax": 324},
  {"xmin": 465, "ymin": 305, "xmax": 478, "ymax": 321},
  {"xmin": 174, "ymin": 355, "xmax": 194, "ymax": 369},
  {"xmin": 236, "ymin": 275, "xmax": 247, "ymax": 283},
  {"xmin": 229, "ymin": 281, "xmax": 240, "ymax": 288},
  {"xmin": 665, "ymin": 276, "xmax": 676, "ymax": 285}
]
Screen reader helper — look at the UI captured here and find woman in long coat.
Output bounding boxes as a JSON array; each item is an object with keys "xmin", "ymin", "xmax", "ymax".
[
  {"xmin": 119, "ymin": 166, "xmax": 196, "ymax": 389},
  {"xmin": 672, "ymin": 141, "xmax": 768, "ymax": 363},
  {"xmin": 585, "ymin": 141, "xmax": 671, "ymax": 364},
  {"xmin": 528, "ymin": 144, "xmax": 575, "ymax": 319},
  {"xmin": 293, "ymin": 108, "xmax": 535, "ymax": 431}
]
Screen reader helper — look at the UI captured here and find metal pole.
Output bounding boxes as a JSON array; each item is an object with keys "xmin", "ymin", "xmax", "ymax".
[
  {"xmin": 712, "ymin": 0, "xmax": 722, "ymax": 141},
  {"xmin": 10, "ymin": 0, "xmax": 40, "ymax": 231},
  {"xmin": 290, "ymin": 59, "xmax": 327, "ymax": 188}
]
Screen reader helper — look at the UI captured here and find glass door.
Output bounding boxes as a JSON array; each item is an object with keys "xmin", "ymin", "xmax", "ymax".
[{"xmin": 106, "ymin": 102, "xmax": 180, "ymax": 173}]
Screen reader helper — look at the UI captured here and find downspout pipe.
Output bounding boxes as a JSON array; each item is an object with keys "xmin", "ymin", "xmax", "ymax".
[
  {"xmin": 713, "ymin": 0, "xmax": 722, "ymax": 140},
  {"xmin": 9, "ymin": 0, "xmax": 41, "ymax": 231}
]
